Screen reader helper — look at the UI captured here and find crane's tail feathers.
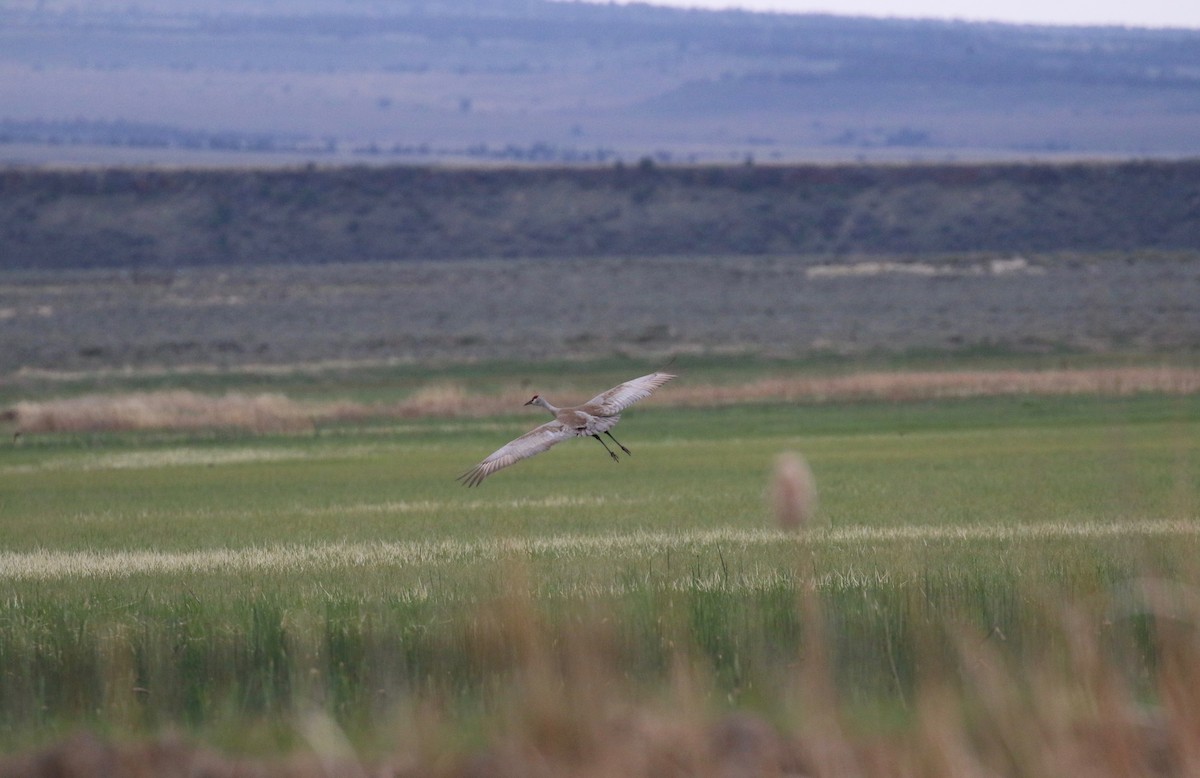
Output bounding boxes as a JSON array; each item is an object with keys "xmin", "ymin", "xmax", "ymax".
[{"xmin": 456, "ymin": 466, "xmax": 488, "ymax": 487}]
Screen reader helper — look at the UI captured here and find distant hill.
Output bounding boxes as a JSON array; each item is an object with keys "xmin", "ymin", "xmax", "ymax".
[
  {"xmin": 3, "ymin": 160, "xmax": 1199, "ymax": 270},
  {"xmin": 2, "ymin": 1, "xmax": 1200, "ymax": 166}
]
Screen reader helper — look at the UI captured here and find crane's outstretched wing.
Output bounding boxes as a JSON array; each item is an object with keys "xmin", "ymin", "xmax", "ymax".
[
  {"xmin": 585, "ymin": 372, "xmax": 677, "ymax": 416},
  {"xmin": 457, "ymin": 420, "xmax": 577, "ymax": 487}
]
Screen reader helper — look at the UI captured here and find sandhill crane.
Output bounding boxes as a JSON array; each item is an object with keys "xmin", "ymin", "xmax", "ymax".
[{"xmin": 457, "ymin": 371, "xmax": 676, "ymax": 487}]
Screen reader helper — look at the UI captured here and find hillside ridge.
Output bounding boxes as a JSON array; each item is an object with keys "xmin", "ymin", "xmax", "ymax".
[{"xmin": 3, "ymin": 160, "xmax": 1199, "ymax": 269}]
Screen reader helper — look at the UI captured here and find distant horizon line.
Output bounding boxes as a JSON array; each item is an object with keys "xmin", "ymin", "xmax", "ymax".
[
  {"xmin": 9, "ymin": 1, "xmax": 1200, "ymax": 29},
  {"xmin": 556, "ymin": 0, "xmax": 1200, "ymax": 31}
]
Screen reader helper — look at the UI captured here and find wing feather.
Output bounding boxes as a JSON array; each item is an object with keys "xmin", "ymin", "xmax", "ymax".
[
  {"xmin": 457, "ymin": 421, "xmax": 576, "ymax": 487},
  {"xmin": 585, "ymin": 372, "xmax": 677, "ymax": 416}
]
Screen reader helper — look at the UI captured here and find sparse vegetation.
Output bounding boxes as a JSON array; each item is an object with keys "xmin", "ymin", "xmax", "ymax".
[{"xmin": 3, "ymin": 250, "xmax": 1198, "ymax": 373}]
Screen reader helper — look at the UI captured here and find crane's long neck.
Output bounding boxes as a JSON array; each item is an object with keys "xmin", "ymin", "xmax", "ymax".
[{"xmin": 534, "ymin": 397, "xmax": 559, "ymax": 414}]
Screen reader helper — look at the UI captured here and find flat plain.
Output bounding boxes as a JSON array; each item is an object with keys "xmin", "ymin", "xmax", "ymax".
[
  {"xmin": 2, "ymin": 361, "xmax": 1199, "ymax": 772},
  {"xmin": 3, "ymin": 251, "xmax": 1199, "ymax": 373}
]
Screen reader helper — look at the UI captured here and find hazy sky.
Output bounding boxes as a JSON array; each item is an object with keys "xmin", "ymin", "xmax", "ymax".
[{"xmin": 607, "ymin": 0, "xmax": 1200, "ymax": 29}]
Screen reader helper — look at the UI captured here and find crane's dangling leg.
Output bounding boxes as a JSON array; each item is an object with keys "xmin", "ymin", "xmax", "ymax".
[
  {"xmin": 592, "ymin": 435, "xmax": 620, "ymax": 462},
  {"xmin": 605, "ymin": 431, "xmax": 632, "ymax": 456}
]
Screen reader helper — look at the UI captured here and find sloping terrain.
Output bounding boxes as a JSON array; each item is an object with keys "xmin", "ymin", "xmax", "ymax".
[
  {"xmin": 2, "ymin": 1, "xmax": 1200, "ymax": 165},
  {"xmin": 3, "ymin": 161, "xmax": 1200, "ymax": 270}
]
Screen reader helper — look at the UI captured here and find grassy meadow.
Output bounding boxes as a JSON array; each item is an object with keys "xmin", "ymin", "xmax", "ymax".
[{"xmin": 2, "ymin": 358, "xmax": 1199, "ymax": 774}]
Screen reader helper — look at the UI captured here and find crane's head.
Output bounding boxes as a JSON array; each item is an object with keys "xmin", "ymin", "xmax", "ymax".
[{"xmin": 525, "ymin": 394, "xmax": 557, "ymax": 413}]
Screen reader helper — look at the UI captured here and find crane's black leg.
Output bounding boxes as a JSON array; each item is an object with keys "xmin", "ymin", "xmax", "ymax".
[
  {"xmin": 605, "ymin": 431, "xmax": 632, "ymax": 456},
  {"xmin": 592, "ymin": 434, "xmax": 620, "ymax": 462}
]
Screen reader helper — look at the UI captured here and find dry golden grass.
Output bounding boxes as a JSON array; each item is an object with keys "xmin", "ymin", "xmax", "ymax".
[
  {"xmin": 7, "ymin": 391, "xmax": 331, "ymax": 435},
  {"xmin": 7, "ymin": 366, "xmax": 1200, "ymax": 435},
  {"xmin": 667, "ymin": 366, "xmax": 1200, "ymax": 406}
]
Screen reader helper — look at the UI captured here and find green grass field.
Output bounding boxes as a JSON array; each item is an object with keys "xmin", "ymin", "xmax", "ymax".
[{"xmin": 2, "ymin": 371, "xmax": 1198, "ymax": 765}]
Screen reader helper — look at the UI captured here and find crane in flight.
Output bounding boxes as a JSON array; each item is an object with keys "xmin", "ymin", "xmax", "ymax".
[{"xmin": 457, "ymin": 371, "xmax": 676, "ymax": 487}]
